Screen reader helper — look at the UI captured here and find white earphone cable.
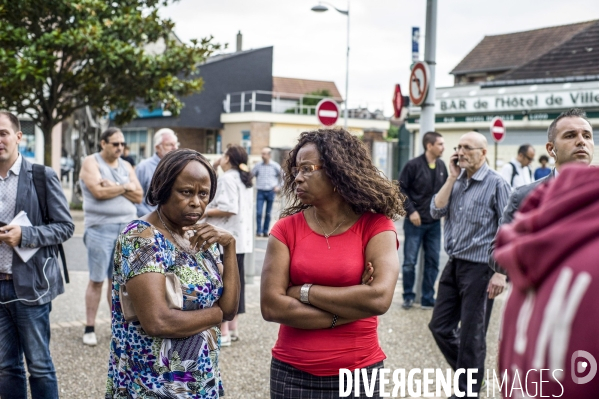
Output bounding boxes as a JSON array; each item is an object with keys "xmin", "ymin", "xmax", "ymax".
[{"xmin": 0, "ymin": 257, "xmax": 51, "ymax": 304}]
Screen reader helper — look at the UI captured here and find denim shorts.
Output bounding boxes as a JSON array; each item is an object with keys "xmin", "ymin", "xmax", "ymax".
[{"xmin": 84, "ymin": 223, "xmax": 128, "ymax": 282}]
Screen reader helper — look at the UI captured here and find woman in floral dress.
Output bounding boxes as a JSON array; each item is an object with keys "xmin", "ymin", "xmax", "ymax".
[{"xmin": 106, "ymin": 149, "xmax": 240, "ymax": 398}]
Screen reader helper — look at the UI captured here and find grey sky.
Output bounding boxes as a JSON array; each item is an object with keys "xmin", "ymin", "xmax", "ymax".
[{"xmin": 160, "ymin": 0, "xmax": 599, "ymax": 115}]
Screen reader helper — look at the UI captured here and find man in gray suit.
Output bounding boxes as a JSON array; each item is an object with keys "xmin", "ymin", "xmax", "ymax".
[
  {"xmin": 489, "ymin": 108, "xmax": 594, "ymax": 276},
  {"xmin": 0, "ymin": 111, "xmax": 74, "ymax": 398}
]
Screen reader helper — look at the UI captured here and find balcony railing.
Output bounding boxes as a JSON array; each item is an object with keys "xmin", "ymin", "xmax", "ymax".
[
  {"xmin": 222, "ymin": 90, "xmax": 388, "ymax": 121},
  {"xmin": 223, "ymin": 90, "xmax": 341, "ymax": 115}
]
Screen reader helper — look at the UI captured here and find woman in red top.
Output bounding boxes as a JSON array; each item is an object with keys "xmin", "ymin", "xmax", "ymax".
[{"xmin": 261, "ymin": 129, "xmax": 405, "ymax": 398}]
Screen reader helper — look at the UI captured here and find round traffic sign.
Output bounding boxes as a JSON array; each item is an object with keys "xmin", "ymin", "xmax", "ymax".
[
  {"xmin": 491, "ymin": 117, "xmax": 506, "ymax": 143},
  {"xmin": 316, "ymin": 99, "xmax": 340, "ymax": 126},
  {"xmin": 409, "ymin": 61, "xmax": 430, "ymax": 107}
]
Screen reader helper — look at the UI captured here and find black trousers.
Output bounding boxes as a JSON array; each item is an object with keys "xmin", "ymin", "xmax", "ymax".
[{"xmin": 428, "ymin": 257, "xmax": 494, "ymax": 396}]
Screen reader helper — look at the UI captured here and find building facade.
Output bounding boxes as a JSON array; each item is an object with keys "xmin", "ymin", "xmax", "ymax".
[
  {"xmin": 407, "ymin": 20, "xmax": 599, "ymax": 171},
  {"xmin": 116, "ymin": 42, "xmax": 389, "ymax": 164}
]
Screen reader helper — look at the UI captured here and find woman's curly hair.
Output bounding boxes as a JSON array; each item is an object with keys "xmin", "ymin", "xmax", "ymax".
[{"xmin": 280, "ymin": 129, "xmax": 406, "ymax": 220}]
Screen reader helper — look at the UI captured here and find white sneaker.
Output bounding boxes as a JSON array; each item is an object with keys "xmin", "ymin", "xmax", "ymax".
[
  {"xmin": 83, "ymin": 332, "xmax": 97, "ymax": 346},
  {"xmin": 221, "ymin": 334, "xmax": 231, "ymax": 347}
]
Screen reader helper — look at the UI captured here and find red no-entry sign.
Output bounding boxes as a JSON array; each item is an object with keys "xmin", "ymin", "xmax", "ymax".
[
  {"xmin": 316, "ymin": 99, "xmax": 340, "ymax": 126},
  {"xmin": 392, "ymin": 84, "xmax": 403, "ymax": 119},
  {"xmin": 491, "ymin": 117, "xmax": 506, "ymax": 143}
]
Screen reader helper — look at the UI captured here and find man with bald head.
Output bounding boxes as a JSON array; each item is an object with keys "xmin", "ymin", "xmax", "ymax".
[
  {"xmin": 429, "ymin": 131, "xmax": 511, "ymax": 397},
  {"xmin": 135, "ymin": 128, "xmax": 179, "ymax": 216}
]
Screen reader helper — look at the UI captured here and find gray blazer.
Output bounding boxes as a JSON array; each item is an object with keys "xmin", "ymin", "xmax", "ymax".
[
  {"xmin": 11, "ymin": 157, "xmax": 74, "ymax": 306},
  {"xmin": 488, "ymin": 170, "xmax": 555, "ymax": 274}
]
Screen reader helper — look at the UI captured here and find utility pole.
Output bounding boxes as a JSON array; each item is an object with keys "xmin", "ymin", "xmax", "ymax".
[
  {"xmin": 415, "ymin": 0, "xmax": 437, "ymax": 304},
  {"xmin": 419, "ymin": 0, "xmax": 437, "ymax": 151}
]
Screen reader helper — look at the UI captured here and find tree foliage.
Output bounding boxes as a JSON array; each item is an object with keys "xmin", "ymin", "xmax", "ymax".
[
  {"xmin": 387, "ymin": 124, "xmax": 399, "ymax": 139},
  {"xmin": 0, "ymin": 0, "xmax": 220, "ymax": 165}
]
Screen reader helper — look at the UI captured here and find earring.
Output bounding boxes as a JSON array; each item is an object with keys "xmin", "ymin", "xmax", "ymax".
[{"xmin": 333, "ymin": 187, "xmax": 337, "ymax": 192}]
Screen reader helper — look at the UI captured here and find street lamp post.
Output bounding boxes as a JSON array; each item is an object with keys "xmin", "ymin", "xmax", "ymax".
[{"xmin": 311, "ymin": 1, "xmax": 349, "ymax": 131}]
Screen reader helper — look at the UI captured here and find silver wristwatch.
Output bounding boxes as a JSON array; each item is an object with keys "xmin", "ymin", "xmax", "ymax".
[{"xmin": 300, "ymin": 284, "xmax": 313, "ymax": 305}]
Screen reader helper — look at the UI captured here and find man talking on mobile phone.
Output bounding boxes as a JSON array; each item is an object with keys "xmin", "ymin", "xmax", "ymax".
[{"xmin": 428, "ymin": 131, "xmax": 510, "ymax": 398}]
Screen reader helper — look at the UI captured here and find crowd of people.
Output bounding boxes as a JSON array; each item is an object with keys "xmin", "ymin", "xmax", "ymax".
[
  {"xmin": 0, "ymin": 107, "xmax": 596, "ymax": 398},
  {"xmin": 400, "ymin": 107, "xmax": 597, "ymax": 398}
]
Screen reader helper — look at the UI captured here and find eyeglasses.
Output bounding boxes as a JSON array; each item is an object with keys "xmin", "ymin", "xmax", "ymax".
[
  {"xmin": 454, "ymin": 145, "xmax": 483, "ymax": 152},
  {"xmin": 291, "ymin": 164, "xmax": 323, "ymax": 177},
  {"xmin": 109, "ymin": 142, "xmax": 126, "ymax": 148}
]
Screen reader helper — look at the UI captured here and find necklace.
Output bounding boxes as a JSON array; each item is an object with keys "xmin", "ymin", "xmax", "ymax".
[
  {"xmin": 157, "ymin": 209, "xmax": 197, "ymax": 255},
  {"xmin": 313, "ymin": 208, "xmax": 347, "ymax": 250}
]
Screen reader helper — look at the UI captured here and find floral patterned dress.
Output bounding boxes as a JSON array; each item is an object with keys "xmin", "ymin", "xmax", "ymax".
[{"xmin": 106, "ymin": 220, "xmax": 225, "ymax": 398}]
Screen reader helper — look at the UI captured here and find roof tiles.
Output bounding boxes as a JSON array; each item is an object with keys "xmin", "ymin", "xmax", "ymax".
[
  {"xmin": 498, "ymin": 20, "xmax": 599, "ymax": 81},
  {"xmin": 451, "ymin": 21, "xmax": 596, "ymax": 75},
  {"xmin": 272, "ymin": 77, "xmax": 343, "ymax": 101}
]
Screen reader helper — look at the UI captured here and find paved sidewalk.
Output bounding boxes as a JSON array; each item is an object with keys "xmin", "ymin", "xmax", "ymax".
[{"xmin": 49, "ymin": 270, "xmax": 505, "ymax": 399}]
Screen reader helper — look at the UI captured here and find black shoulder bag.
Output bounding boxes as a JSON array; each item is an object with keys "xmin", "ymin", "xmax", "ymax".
[{"xmin": 32, "ymin": 164, "xmax": 70, "ymax": 283}]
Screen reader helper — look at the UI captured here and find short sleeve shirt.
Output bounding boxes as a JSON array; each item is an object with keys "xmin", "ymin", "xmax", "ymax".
[
  {"xmin": 205, "ymin": 170, "xmax": 253, "ymax": 254},
  {"xmin": 106, "ymin": 220, "xmax": 225, "ymax": 398},
  {"xmin": 270, "ymin": 211, "xmax": 398, "ymax": 376}
]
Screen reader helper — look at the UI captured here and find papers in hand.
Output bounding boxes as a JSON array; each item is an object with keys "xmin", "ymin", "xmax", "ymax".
[{"xmin": 8, "ymin": 211, "xmax": 38, "ymax": 262}]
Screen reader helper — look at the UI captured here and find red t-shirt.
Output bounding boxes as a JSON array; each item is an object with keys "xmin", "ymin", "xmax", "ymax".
[{"xmin": 270, "ymin": 211, "xmax": 399, "ymax": 376}]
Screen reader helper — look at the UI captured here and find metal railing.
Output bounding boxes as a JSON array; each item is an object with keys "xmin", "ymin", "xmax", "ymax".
[
  {"xmin": 223, "ymin": 90, "xmax": 339, "ymax": 115},
  {"xmin": 222, "ymin": 90, "xmax": 386, "ymax": 119}
]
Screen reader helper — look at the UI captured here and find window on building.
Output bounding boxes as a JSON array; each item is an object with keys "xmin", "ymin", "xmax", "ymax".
[
  {"xmin": 122, "ymin": 129, "xmax": 148, "ymax": 164},
  {"xmin": 19, "ymin": 120, "xmax": 36, "ymax": 161},
  {"xmin": 206, "ymin": 129, "xmax": 216, "ymax": 154},
  {"xmin": 241, "ymin": 130, "xmax": 251, "ymax": 155}
]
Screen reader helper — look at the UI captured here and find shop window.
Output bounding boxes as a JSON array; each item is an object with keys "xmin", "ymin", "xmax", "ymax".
[
  {"xmin": 241, "ymin": 130, "xmax": 251, "ymax": 154},
  {"xmin": 122, "ymin": 129, "xmax": 148, "ymax": 163},
  {"xmin": 206, "ymin": 129, "xmax": 215, "ymax": 154},
  {"xmin": 19, "ymin": 121, "xmax": 36, "ymax": 161}
]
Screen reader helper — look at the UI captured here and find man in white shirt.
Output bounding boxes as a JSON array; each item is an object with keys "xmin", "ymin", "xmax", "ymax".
[{"xmin": 499, "ymin": 144, "xmax": 535, "ymax": 189}]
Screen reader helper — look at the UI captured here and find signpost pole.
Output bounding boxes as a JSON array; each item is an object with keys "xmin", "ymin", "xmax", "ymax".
[
  {"xmin": 491, "ymin": 117, "xmax": 506, "ymax": 169},
  {"xmin": 419, "ymin": 0, "xmax": 437, "ymax": 152},
  {"xmin": 413, "ymin": 0, "xmax": 437, "ymax": 305},
  {"xmin": 495, "ymin": 142, "xmax": 498, "ymax": 170},
  {"xmin": 344, "ymin": 1, "xmax": 349, "ymax": 131}
]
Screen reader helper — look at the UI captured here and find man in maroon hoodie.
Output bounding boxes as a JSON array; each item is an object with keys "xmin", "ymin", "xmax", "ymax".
[{"xmin": 495, "ymin": 165, "xmax": 599, "ymax": 398}]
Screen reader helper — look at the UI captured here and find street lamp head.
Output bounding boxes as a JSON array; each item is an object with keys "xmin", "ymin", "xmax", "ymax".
[{"xmin": 311, "ymin": 4, "xmax": 329, "ymax": 12}]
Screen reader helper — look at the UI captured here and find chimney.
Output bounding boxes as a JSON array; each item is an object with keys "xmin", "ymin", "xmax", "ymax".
[{"xmin": 236, "ymin": 31, "xmax": 242, "ymax": 52}]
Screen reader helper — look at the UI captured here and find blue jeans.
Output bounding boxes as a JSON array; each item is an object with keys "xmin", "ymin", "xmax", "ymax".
[
  {"xmin": 402, "ymin": 219, "xmax": 441, "ymax": 306},
  {"xmin": 0, "ymin": 281, "xmax": 58, "ymax": 399},
  {"xmin": 256, "ymin": 189, "xmax": 276, "ymax": 235}
]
